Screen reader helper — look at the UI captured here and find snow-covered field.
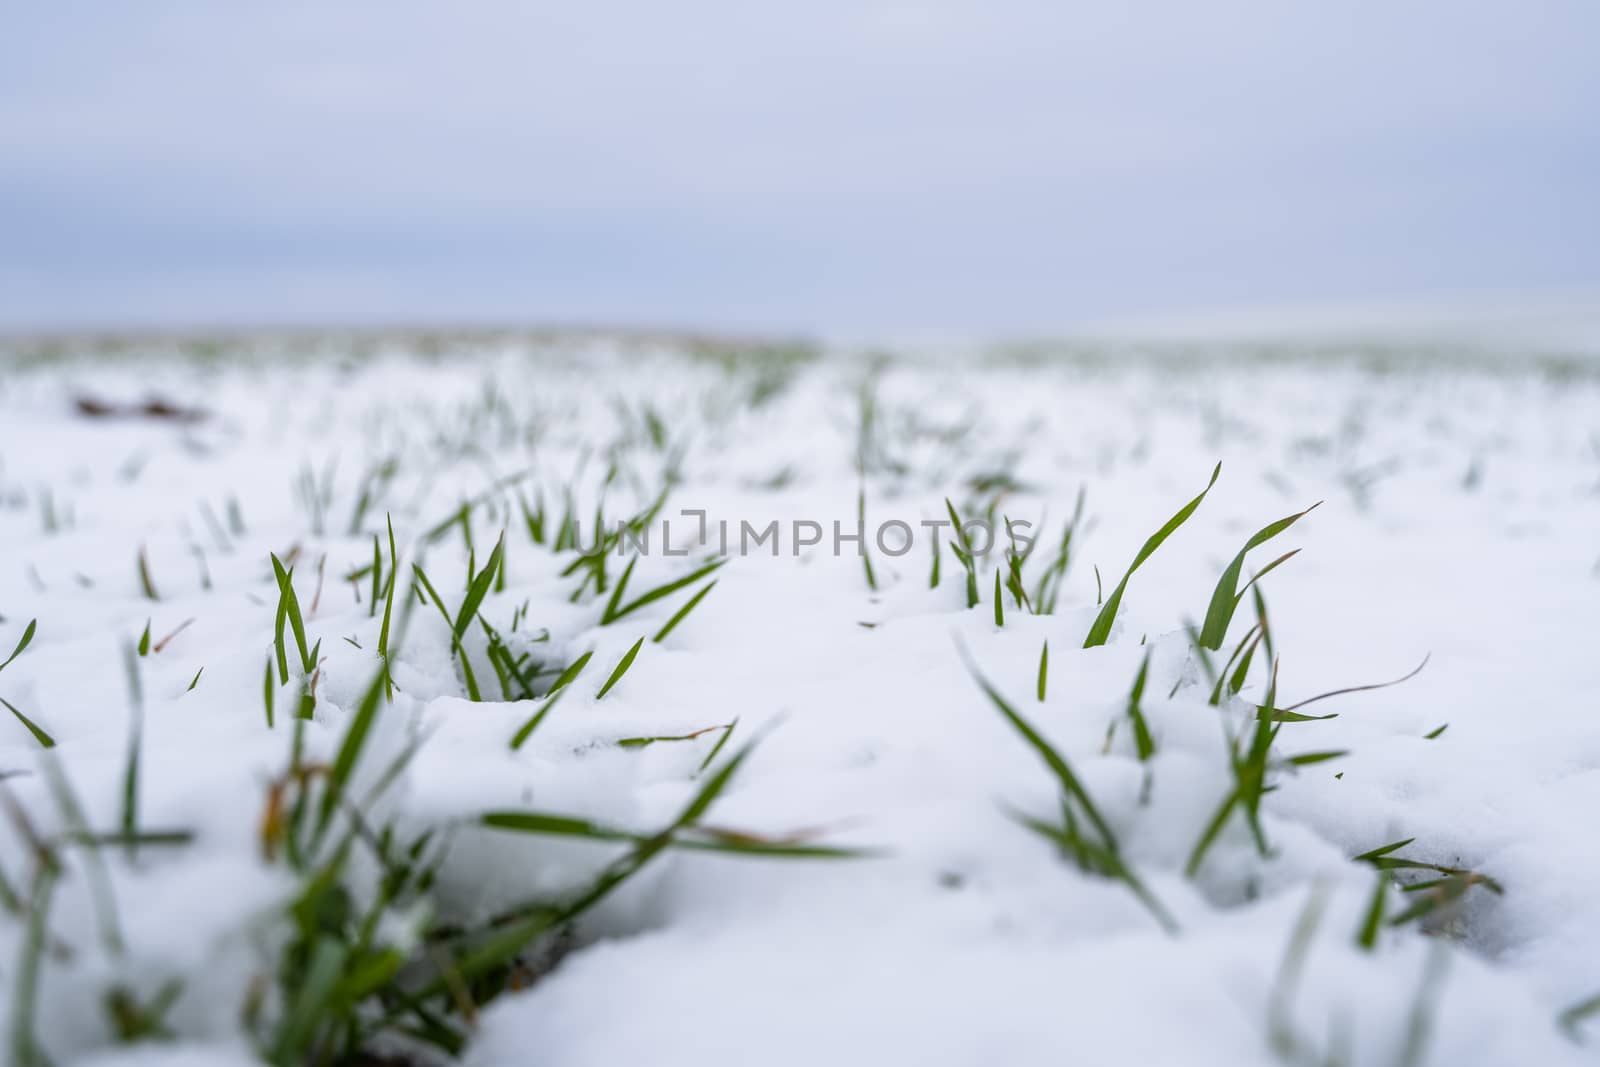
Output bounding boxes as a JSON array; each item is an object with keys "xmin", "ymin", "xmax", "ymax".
[{"xmin": 2, "ymin": 335, "xmax": 1598, "ymax": 1066}]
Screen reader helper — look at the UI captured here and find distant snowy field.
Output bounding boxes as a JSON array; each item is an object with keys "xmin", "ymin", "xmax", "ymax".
[{"xmin": 2, "ymin": 334, "xmax": 1598, "ymax": 1066}]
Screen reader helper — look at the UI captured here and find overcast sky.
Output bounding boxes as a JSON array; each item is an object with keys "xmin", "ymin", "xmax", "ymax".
[{"xmin": 3, "ymin": 1, "xmax": 1597, "ymax": 336}]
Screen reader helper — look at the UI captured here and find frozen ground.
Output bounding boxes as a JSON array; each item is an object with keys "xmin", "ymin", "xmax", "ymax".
[{"xmin": 1, "ymin": 334, "xmax": 1598, "ymax": 1065}]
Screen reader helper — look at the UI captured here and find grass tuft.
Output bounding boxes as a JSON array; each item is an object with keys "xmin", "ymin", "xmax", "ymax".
[
  {"xmin": 962, "ymin": 644, "xmax": 1176, "ymax": 933},
  {"xmin": 1353, "ymin": 837, "xmax": 1503, "ymax": 928},
  {"xmin": 1187, "ymin": 657, "xmax": 1282, "ymax": 877}
]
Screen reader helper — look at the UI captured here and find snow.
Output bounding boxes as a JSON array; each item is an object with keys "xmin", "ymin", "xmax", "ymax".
[{"xmin": 2, "ymin": 336, "xmax": 1598, "ymax": 1064}]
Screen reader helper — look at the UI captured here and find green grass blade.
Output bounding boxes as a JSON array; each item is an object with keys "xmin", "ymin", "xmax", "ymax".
[
  {"xmin": 440, "ymin": 911, "xmax": 562, "ymax": 994},
  {"xmin": 1285, "ymin": 750, "xmax": 1347, "ymax": 766},
  {"xmin": 1225, "ymin": 630, "xmax": 1263, "ymax": 699},
  {"xmin": 413, "ymin": 563, "xmax": 481, "ymax": 701},
  {"xmin": 271, "ymin": 936, "xmax": 349, "ymax": 1063},
  {"xmin": 454, "ymin": 533, "xmax": 504, "ymax": 639},
  {"xmin": 120, "ymin": 642, "xmax": 143, "ymax": 862},
  {"xmin": 0, "ymin": 697, "xmax": 54, "ymax": 748},
  {"xmin": 137, "ymin": 545, "xmax": 160, "ymax": 600},
  {"xmin": 1006, "ymin": 803, "xmax": 1175, "ymax": 933},
  {"xmin": 944, "ymin": 498, "xmax": 980, "ymax": 608},
  {"xmin": 1559, "ymin": 991, "xmax": 1600, "ymax": 1037},
  {"xmin": 606, "ymin": 558, "xmax": 727, "ymax": 625},
  {"xmin": 378, "ymin": 515, "xmax": 399, "ymax": 698},
  {"xmin": 0, "ymin": 619, "xmax": 36, "ymax": 673},
  {"xmin": 1269, "ymin": 885, "xmax": 1328, "ymax": 1058},
  {"xmin": 369, "ymin": 534, "xmax": 382, "ymax": 619},
  {"xmin": 445, "ymin": 732, "xmax": 776, "ymax": 998},
  {"xmin": 676, "ymin": 734, "xmax": 758, "ymax": 826},
  {"xmin": 1235, "ymin": 660, "xmax": 1281, "ymax": 855},
  {"xmin": 616, "ymin": 722, "xmax": 732, "ymax": 750},
  {"xmin": 481, "ymin": 811, "xmax": 638, "ymax": 842},
  {"xmin": 273, "ymin": 573, "xmax": 290, "ymax": 685},
  {"xmin": 41, "ymin": 755, "xmax": 124, "ymax": 954},
  {"xmin": 1185, "ymin": 790, "xmax": 1239, "ymax": 877},
  {"xmin": 962, "ymin": 647, "xmax": 1115, "ymax": 847},
  {"xmin": 1396, "ymin": 944, "xmax": 1450, "ymax": 1067},
  {"xmin": 1085, "ymin": 463, "xmax": 1220, "ymax": 647},
  {"xmin": 596, "ymin": 638, "xmax": 645, "ymax": 699},
  {"xmin": 508, "ymin": 683, "xmax": 571, "ymax": 751},
  {"xmin": 1354, "ymin": 837, "xmax": 1416, "ymax": 863},
  {"xmin": 697, "ymin": 718, "xmax": 738, "ymax": 774},
  {"xmin": 859, "ymin": 487, "xmax": 877, "ymax": 591},
  {"xmin": 671, "ymin": 833, "xmax": 869, "ymax": 859},
  {"xmin": 653, "ymin": 580, "xmax": 717, "ymax": 643},
  {"xmin": 1356, "ymin": 871, "xmax": 1387, "ymax": 950},
  {"xmin": 261, "ymin": 656, "xmax": 277, "ymax": 730},
  {"xmin": 10, "ymin": 864, "xmax": 58, "ymax": 1067},
  {"xmin": 1198, "ymin": 502, "xmax": 1320, "ymax": 650},
  {"xmin": 546, "ymin": 650, "xmax": 594, "ymax": 695},
  {"xmin": 271, "ymin": 554, "xmax": 311, "ymax": 672},
  {"xmin": 315, "ymin": 668, "xmax": 389, "ymax": 844},
  {"xmin": 1125, "ymin": 649, "xmax": 1155, "ymax": 761},
  {"xmin": 1235, "ymin": 548, "xmax": 1302, "ymax": 606},
  {"xmin": 600, "ymin": 556, "xmax": 638, "ymax": 623},
  {"xmin": 1273, "ymin": 655, "xmax": 1431, "ymax": 717},
  {"xmin": 1255, "ymin": 706, "xmax": 1338, "ymax": 723}
]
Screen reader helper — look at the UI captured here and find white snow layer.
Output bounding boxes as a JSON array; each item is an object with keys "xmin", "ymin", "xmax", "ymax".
[{"xmin": 1, "ymin": 338, "xmax": 1598, "ymax": 1065}]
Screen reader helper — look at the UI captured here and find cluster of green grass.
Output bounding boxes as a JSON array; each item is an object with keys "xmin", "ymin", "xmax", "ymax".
[
  {"xmin": 242, "ymin": 655, "xmax": 862, "ymax": 1064},
  {"xmin": 7, "ymin": 355, "xmax": 1583, "ymax": 1065},
  {"xmin": 964, "ymin": 464, "xmax": 1499, "ymax": 955},
  {"xmin": 391, "ymin": 432, "xmax": 1513, "ymax": 1033},
  {"xmin": 1, "ymin": 374, "xmax": 824, "ymax": 1063},
  {"xmin": 948, "ymin": 462, "xmax": 1541, "ymax": 1061},
  {"xmin": 5, "ymin": 498, "xmax": 858, "ymax": 1065},
  {"xmin": 410, "ymin": 484, "xmax": 722, "ymax": 714},
  {"xmin": 964, "ymin": 646, "xmax": 1178, "ymax": 933}
]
